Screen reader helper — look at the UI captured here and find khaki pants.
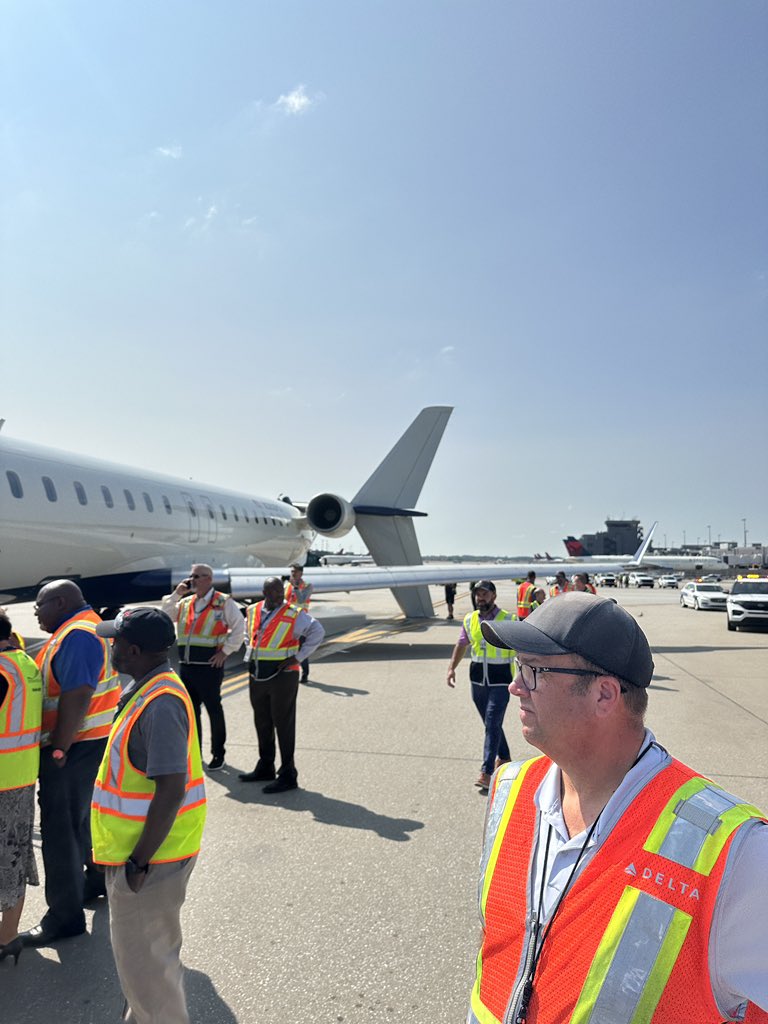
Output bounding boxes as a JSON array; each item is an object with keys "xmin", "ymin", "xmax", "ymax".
[{"xmin": 105, "ymin": 857, "xmax": 196, "ymax": 1024}]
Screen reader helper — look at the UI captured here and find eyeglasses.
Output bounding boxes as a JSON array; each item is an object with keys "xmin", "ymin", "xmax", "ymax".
[
  {"xmin": 189, "ymin": 574, "xmax": 211, "ymax": 579},
  {"xmin": 513, "ymin": 657, "xmax": 600, "ymax": 692},
  {"xmin": 33, "ymin": 597, "xmax": 58, "ymax": 612}
]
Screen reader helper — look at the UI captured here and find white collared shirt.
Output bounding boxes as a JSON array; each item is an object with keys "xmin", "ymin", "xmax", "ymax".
[{"xmin": 161, "ymin": 587, "xmax": 245, "ymax": 657}]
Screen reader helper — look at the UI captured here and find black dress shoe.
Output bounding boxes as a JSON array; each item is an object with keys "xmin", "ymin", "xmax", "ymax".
[
  {"xmin": 20, "ymin": 921, "xmax": 86, "ymax": 947},
  {"xmin": 239, "ymin": 766, "xmax": 276, "ymax": 782},
  {"xmin": 262, "ymin": 776, "xmax": 298, "ymax": 794}
]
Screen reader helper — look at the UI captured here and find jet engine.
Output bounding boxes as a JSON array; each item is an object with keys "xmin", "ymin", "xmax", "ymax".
[{"xmin": 305, "ymin": 493, "xmax": 356, "ymax": 539}]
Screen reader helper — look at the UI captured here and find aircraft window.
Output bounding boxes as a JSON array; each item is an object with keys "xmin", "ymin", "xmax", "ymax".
[
  {"xmin": 74, "ymin": 481, "xmax": 88, "ymax": 506},
  {"xmin": 124, "ymin": 489, "xmax": 136, "ymax": 511},
  {"xmin": 162, "ymin": 495, "xmax": 172, "ymax": 514},
  {"xmin": 186, "ymin": 500, "xmax": 197, "ymax": 518},
  {"xmin": 271, "ymin": 517, "xmax": 277, "ymax": 526},
  {"xmin": 208, "ymin": 506, "xmax": 215, "ymax": 520},
  {"xmin": 232, "ymin": 507, "xmax": 239, "ymax": 522},
  {"xmin": 143, "ymin": 492, "xmax": 154, "ymax": 512},
  {"xmin": 102, "ymin": 485, "xmax": 114, "ymax": 508},
  {"xmin": 242, "ymin": 508, "xmax": 249, "ymax": 522},
  {"xmin": 42, "ymin": 476, "xmax": 58, "ymax": 502},
  {"xmin": 219, "ymin": 505, "xmax": 228, "ymax": 520},
  {"xmin": 6, "ymin": 470, "xmax": 23, "ymax": 499}
]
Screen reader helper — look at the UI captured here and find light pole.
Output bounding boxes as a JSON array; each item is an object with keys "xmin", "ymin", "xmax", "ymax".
[
  {"xmin": 742, "ymin": 518, "xmax": 748, "ymax": 547},
  {"xmin": 707, "ymin": 524, "xmax": 711, "ymax": 546}
]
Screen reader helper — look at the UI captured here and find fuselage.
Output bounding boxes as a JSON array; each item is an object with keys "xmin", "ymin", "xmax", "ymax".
[{"xmin": 0, "ymin": 435, "xmax": 314, "ymax": 604}]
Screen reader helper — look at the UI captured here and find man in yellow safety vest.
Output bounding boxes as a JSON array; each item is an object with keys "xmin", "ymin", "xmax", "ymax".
[
  {"xmin": 93, "ymin": 607, "xmax": 206, "ymax": 1024},
  {"xmin": 284, "ymin": 564, "xmax": 315, "ymax": 682}
]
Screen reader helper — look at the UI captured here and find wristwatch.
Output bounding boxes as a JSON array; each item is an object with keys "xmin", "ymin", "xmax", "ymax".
[{"xmin": 125, "ymin": 855, "xmax": 149, "ymax": 875}]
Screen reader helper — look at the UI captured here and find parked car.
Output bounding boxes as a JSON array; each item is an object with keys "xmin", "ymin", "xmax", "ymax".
[
  {"xmin": 726, "ymin": 576, "xmax": 768, "ymax": 631},
  {"xmin": 658, "ymin": 575, "xmax": 678, "ymax": 589},
  {"xmin": 699, "ymin": 574, "xmax": 722, "ymax": 583},
  {"xmin": 680, "ymin": 581, "xmax": 728, "ymax": 611},
  {"xmin": 629, "ymin": 573, "xmax": 655, "ymax": 588},
  {"xmin": 594, "ymin": 573, "xmax": 616, "ymax": 587}
]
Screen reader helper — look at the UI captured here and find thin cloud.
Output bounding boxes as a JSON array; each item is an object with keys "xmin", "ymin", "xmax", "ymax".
[
  {"xmin": 155, "ymin": 145, "xmax": 182, "ymax": 159},
  {"xmin": 274, "ymin": 85, "xmax": 315, "ymax": 116},
  {"xmin": 440, "ymin": 345, "xmax": 455, "ymax": 355},
  {"xmin": 183, "ymin": 203, "xmax": 218, "ymax": 234}
]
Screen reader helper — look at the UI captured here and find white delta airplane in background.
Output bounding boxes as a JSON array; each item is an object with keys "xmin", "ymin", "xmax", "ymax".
[{"xmin": 0, "ymin": 406, "xmax": 655, "ymax": 617}]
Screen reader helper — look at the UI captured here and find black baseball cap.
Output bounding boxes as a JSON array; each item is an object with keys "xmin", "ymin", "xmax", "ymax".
[
  {"xmin": 472, "ymin": 580, "xmax": 496, "ymax": 593},
  {"xmin": 480, "ymin": 592, "xmax": 654, "ymax": 688},
  {"xmin": 96, "ymin": 607, "xmax": 176, "ymax": 653}
]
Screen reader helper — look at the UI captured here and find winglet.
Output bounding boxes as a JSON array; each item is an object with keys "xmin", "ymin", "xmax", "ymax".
[{"xmin": 626, "ymin": 522, "xmax": 658, "ymax": 566}]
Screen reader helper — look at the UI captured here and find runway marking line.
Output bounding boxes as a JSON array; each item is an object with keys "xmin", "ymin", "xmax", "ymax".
[{"xmin": 220, "ymin": 610, "xmax": 443, "ymax": 698}]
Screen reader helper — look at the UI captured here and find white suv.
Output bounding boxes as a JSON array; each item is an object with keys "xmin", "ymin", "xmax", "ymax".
[
  {"xmin": 629, "ymin": 573, "xmax": 655, "ymax": 588},
  {"xmin": 658, "ymin": 575, "xmax": 678, "ymax": 589},
  {"xmin": 726, "ymin": 577, "xmax": 768, "ymax": 631}
]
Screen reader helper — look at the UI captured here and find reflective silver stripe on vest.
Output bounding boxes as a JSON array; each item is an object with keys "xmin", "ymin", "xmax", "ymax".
[
  {"xmin": 0, "ymin": 729, "xmax": 41, "ymax": 751},
  {"xmin": 657, "ymin": 785, "xmax": 741, "ymax": 868},
  {"xmin": 581, "ymin": 891, "xmax": 684, "ymax": 1024},
  {"xmin": 93, "ymin": 673, "xmax": 119, "ymax": 696},
  {"xmin": 0, "ymin": 656, "xmax": 25, "ymax": 732},
  {"xmin": 94, "ymin": 788, "xmax": 152, "ymax": 817},
  {"xmin": 83, "ymin": 707, "xmax": 118, "ymax": 732},
  {"xmin": 479, "ymin": 764, "xmax": 527, "ymax": 895},
  {"xmin": 93, "ymin": 779, "xmax": 206, "ymax": 819}
]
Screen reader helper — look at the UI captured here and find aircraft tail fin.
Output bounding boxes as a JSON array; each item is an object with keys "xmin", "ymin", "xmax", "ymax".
[
  {"xmin": 352, "ymin": 406, "xmax": 453, "ymax": 617},
  {"xmin": 564, "ymin": 536, "xmax": 591, "ymax": 557}
]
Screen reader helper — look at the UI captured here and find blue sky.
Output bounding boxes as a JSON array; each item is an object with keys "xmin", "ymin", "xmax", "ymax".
[{"xmin": 2, "ymin": 1, "xmax": 766, "ymax": 556}]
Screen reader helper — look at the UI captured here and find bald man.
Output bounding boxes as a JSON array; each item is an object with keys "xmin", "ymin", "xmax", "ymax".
[
  {"xmin": 21, "ymin": 580, "xmax": 120, "ymax": 947},
  {"xmin": 161, "ymin": 564, "xmax": 245, "ymax": 771}
]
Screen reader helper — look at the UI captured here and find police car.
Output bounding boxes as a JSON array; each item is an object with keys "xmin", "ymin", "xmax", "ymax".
[{"xmin": 726, "ymin": 575, "xmax": 768, "ymax": 631}]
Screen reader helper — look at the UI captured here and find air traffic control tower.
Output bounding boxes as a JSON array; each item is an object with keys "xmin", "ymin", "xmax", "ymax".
[{"xmin": 579, "ymin": 518, "xmax": 643, "ymax": 556}]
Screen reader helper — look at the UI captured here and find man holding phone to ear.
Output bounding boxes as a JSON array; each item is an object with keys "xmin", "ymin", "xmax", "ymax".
[{"xmin": 161, "ymin": 565, "xmax": 244, "ymax": 772}]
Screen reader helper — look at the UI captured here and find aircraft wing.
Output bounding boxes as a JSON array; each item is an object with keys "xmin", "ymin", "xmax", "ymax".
[{"xmin": 222, "ymin": 560, "xmax": 633, "ymax": 601}]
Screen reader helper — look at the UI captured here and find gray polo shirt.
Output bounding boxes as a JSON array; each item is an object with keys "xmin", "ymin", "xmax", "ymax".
[{"xmin": 120, "ymin": 662, "xmax": 190, "ymax": 778}]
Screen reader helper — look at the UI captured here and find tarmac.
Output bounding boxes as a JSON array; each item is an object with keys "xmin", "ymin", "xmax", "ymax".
[{"xmin": 2, "ymin": 582, "xmax": 767, "ymax": 1023}]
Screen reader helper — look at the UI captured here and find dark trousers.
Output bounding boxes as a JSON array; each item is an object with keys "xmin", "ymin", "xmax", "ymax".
[
  {"xmin": 471, "ymin": 684, "xmax": 511, "ymax": 776},
  {"xmin": 180, "ymin": 662, "xmax": 226, "ymax": 759},
  {"xmin": 38, "ymin": 738, "xmax": 107, "ymax": 931},
  {"xmin": 247, "ymin": 666, "xmax": 300, "ymax": 779}
]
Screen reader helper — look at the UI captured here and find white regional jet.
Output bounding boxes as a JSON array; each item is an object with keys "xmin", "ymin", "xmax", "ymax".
[{"xmin": 0, "ymin": 407, "xmax": 642, "ymax": 617}]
